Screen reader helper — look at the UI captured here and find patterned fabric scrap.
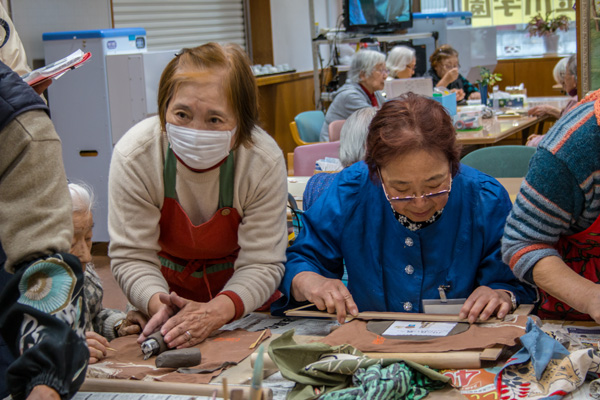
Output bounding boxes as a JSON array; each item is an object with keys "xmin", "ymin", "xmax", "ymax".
[
  {"xmin": 268, "ymin": 330, "xmax": 449, "ymax": 400},
  {"xmin": 320, "ymin": 363, "xmax": 446, "ymax": 400},
  {"xmin": 496, "ymin": 318, "xmax": 600, "ymax": 399}
]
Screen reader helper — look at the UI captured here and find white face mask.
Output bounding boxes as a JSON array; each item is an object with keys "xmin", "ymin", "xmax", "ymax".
[{"xmin": 166, "ymin": 123, "xmax": 235, "ymax": 170}]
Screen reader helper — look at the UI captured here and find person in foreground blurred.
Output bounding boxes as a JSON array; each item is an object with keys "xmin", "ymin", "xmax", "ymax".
[
  {"xmin": 320, "ymin": 49, "xmax": 387, "ymax": 141},
  {"xmin": 0, "ymin": 61, "xmax": 87, "ymax": 400},
  {"xmin": 108, "ymin": 42, "xmax": 288, "ymax": 350},
  {"xmin": 386, "ymin": 45, "xmax": 416, "ymax": 79},
  {"xmin": 503, "ymin": 89, "xmax": 600, "ymax": 323},
  {"xmin": 303, "ymin": 107, "xmax": 377, "ymax": 210},
  {"xmin": 425, "ymin": 44, "xmax": 481, "ymax": 102},
  {"xmin": 281, "ymin": 93, "xmax": 534, "ymax": 324},
  {"xmin": 68, "ymin": 183, "xmax": 146, "ymax": 364}
]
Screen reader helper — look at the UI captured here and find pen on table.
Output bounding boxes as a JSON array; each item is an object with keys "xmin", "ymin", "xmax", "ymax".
[
  {"xmin": 249, "ymin": 344, "xmax": 264, "ymax": 400},
  {"xmin": 249, "ymin": 329, "xmax": 267, "ymax": 349}
]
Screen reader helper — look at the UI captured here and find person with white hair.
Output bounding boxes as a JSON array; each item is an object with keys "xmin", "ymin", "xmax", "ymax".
[
  {"xmin": 386, "ymin": 46, "xmax": 416, "ymax": 79},
  {"xmin": 527, "ymin": 55, "xmax": 578, "ymax": 147},
  {"xmin": 68, "ymin": 182, "xmax": 146, "ymax": 364},
  {"xmin": 528, "ymin": 55, "xmax": 577, "ymax": 120},
  {"xmin": 320, "ymin": 50, "xmax": 387, "ymax": 141},
  {"xmin": 304, "ymin": 107, "xmax": 377, "ymax": 210}
]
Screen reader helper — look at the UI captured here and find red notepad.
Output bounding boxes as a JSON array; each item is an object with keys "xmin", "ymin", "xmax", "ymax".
[{"xmin": 21, "ymin": 50, "xmax": 92, "ymax": 88}]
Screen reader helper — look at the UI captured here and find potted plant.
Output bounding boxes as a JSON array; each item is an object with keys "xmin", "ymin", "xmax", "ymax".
[
  {"xmin": 476, "ymin": 67, "xmax": 502, "ymax": 106},
  {"xmin": 526, "ymin": 10, "xmax": 570, "ymax": 54}
]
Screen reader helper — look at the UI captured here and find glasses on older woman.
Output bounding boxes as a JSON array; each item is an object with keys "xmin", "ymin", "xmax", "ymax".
[
  {"xmin": 379, "ymin": 169, "xmax": 452, "ymax": 203},
  {"xmin": 442, "ymin": 62, "xmax": 461, "ymax": 70}
]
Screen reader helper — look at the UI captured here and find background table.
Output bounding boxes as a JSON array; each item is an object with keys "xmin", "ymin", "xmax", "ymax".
[{"xmin": 456, "ymin": 115, "xmax": 546, "ymax": 146}]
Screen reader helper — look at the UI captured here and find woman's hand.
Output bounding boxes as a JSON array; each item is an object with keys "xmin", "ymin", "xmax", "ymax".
[
  {"xmin": 117, "ymin": 310, "xmax": 148, "ymax": 337},
  {"xmin": 469, "ymin": 91, "xmax": 481, "ymax": 100},
  {"xmin": 137, "ymin": 292, "xmax": 179, "ymax": 344},
  {"xmin": 459, "ymin": 286, "xmax": 512, "ymax": 323},
  {"xmin": 291, "ymin": 271, "xmax": 359, "ymax": 324},
  {"xmin": 440, "ymin": 67, "xmax": 459, "ymax": 86},
  {"xmin": 27, "ymin": 385, "xmax": 60, "ymax": 400},
  {"xmin": 86, "ymin": 331, "xmax": 110, "ymax": 364},
  {"xmin": 528, "ymin": 105, "xmax": 560, "ymax": 119},
  {"xmin": 138, "ymin": 292, "xmax": 235, "ymax": 348},
  {"xmin": 450, "ymin": 88, "xmax": 465, "ymax": 102},
  {"xmin": 158, "ymin": 293, "xmax": 235, "ymax": 348}
]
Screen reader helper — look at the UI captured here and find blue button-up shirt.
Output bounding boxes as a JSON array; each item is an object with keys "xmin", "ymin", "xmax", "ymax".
[{"xmin": 281, "ymin": 162, "xmax": 535, "ymax": 312}]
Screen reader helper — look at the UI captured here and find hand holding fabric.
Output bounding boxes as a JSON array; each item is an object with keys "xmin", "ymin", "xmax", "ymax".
[
  {"xmin": 291, "ymin": 271, "xmax": 359, "ymax": 324},
  {"xmin": 86, "ymin": 331, "xmax": 109, "ymax": 364},
  {"xmin": 459, "ymin": 286, "xmax": 512, "ymax": 323}
]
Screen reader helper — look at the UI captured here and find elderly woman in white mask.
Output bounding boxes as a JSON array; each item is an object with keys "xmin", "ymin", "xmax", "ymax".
[
  {"xmin": 108, "ymin": 43, "xmax": 288, "ymax": 349},
  {"xmin": 320, "ymin": 49, "xmax": 387, "ymax": 141}
]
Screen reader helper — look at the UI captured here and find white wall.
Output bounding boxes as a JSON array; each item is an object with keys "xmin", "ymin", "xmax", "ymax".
[
  {"xmin": 10, "ymin": 0, "xmax": 111, "ymax": 67},
  {"xmin": 270, "ymin": 0, "xmax": 341, "ymax": 72}
]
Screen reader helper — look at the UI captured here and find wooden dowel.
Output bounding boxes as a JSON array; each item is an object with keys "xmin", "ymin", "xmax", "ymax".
[
  {"xmin": 80, "ymin": 378, "xmax": 273, "ymax": 400},
  {"xmin": 252, "ymin": 350, "xmax": 481, "ymax": 371},
  {"xmin": 222, "ymin": 377, "xmax": 229, "ymax": 400},
  {"xmin": 363, "ymin": 351, "xmax": 482, "ymax": 369}
]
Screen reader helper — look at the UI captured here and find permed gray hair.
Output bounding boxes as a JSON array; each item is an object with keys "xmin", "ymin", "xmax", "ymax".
[
  {"xmin": 339, "ymin": 107, "xmax": 377, "ymax": 167},
  {"xmin": 348, "ymin": 50, "xmax": 386, "ymax": 83},
  {"xmin": 552, "ymin": 57, "xmax": 569, "ymax": 85},
  {"xmin": 566, "ymin": 54, "xmax": 577, "ymax": 80},
  {"xmin": 68, "ymin": 182, "xmax": 95, "ymax": 214},
  {"xmin": 386, "ymin": 46, "xmax": 416, "ymax": 78}
]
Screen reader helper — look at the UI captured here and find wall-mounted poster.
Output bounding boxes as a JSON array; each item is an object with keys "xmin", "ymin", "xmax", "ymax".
[{"xmin": 578, "ymin": 0, "xmax": 600, "ymax": 94}]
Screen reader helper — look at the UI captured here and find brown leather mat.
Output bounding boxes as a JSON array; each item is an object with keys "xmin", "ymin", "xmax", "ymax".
[
  {"xmin": 318, "ymin": 315, "xmax": 527, "ymax": 353},
  {"xmin": 87, "ymin": 329, "xmax": 271, "ymax": 383}
]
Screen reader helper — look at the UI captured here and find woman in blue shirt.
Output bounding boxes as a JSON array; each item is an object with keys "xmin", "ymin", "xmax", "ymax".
[{"xmin": 281, "ymin": 93, "xmax": 535, "ymax": 324}]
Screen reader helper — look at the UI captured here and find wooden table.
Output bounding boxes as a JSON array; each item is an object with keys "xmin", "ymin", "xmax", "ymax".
[
  {"xmin": 497, "ymin": 177, "xmax": 524, "ymax": 203},
  {"xmin": 456, "ymin": 115, "xmax": 546, "ymax": 146}
]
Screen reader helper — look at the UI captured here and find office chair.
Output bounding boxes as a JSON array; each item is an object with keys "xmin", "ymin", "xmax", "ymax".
[
  {"xmin": 290, "ymin": 110, "xmax": 324, "ymax": 146},
  {"xmin": 292, "ymin": 141, "xmax": 340, "ymax": 176},
  {"xmin": 328, "ymin": 119, "xmax": 345, "ymax": 142}
]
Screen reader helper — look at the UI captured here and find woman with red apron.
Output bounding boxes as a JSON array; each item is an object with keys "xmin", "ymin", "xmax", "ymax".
[
  {"xmin": 158, "ymin": 148, "xmax": 240, "ymax": 303},
  {"xmin": 537, "ymin": 217, "xmax": 600, "ymax": 320},
  {"xmin": 108, "ymin": 43, "xmax": 288, "ymax": 350}
]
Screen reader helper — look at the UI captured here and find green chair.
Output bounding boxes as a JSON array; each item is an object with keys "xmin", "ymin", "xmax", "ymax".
[
  {"xmin": 294, "ymin": 111, "xmax": 324, "ymax": 144},
  {"xmin": 460, "ymin": 145, "xmax": 537, "ymax": 178}
]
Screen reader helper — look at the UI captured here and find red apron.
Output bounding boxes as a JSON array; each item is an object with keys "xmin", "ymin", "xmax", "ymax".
[
  {"xmin": 537, "ymin": 213, "xmax": 600, "ymax": 320},
  {"xmin": 158, "ymin": 148, "xmax": 240, "ymax": 302}
]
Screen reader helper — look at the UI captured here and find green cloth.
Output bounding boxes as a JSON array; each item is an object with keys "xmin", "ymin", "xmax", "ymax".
[
  {"xmin": 268, "ymin": 330, "xmax": 450, "ymax": 400},
  {"xmin": 320, "ymin": 363, "xmax": 446, "ymax": 400}
]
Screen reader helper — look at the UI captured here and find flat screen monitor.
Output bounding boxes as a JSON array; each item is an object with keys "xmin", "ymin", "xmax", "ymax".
[{"xmin": 345, "ymin": 0, "xmax": 413, "ymax": 33}]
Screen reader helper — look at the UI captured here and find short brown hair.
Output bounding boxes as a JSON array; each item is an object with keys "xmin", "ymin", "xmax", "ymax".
[
  {"xmin": 364, "ymin": 93, "xmax": 461, "ymax": 181},
  {"xmin": 157, "ymin": 42, "xmax": 258, "ymax": 148},
  {"xmin": 429, "ymin": 44, "xmax": 459, "ymax": 71}
]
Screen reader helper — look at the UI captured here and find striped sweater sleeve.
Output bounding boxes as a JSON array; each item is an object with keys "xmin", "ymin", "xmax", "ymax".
[{"xmin": 501, "ymin": 101, "xmax": 597, "ymax": 284}]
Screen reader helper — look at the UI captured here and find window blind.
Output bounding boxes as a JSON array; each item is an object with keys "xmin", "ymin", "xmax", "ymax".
[{"xmin": 112, "ymin": 0, "xmax": 246, "ymax": 51}]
